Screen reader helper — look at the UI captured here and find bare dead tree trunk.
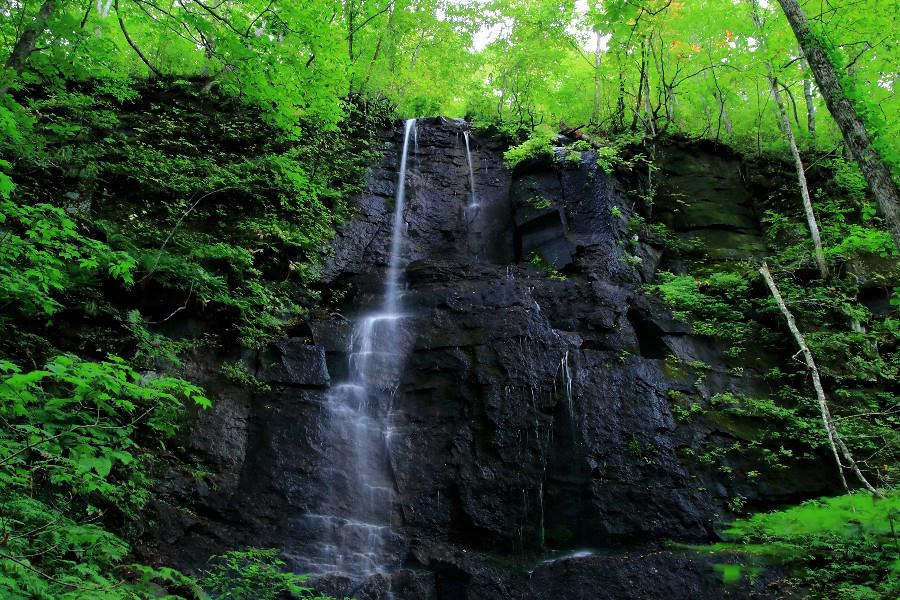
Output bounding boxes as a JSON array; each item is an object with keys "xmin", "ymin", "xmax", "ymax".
[
  {"xmin": 1, "ymin": 0, "xmax": 56, "ymax": 96},
  {"xmin": 776, "ymin": 0, "xmax": 900, "ymax": 250},
  {"xmin": 749, "ymin": 0, "xmax": 828, "ymax": 278},
  {"xmin": 770, "ymin": 74, "xmax": 828, "ymax": 278},
  {"xmin": 759, "ymin": 261, "xmax": 879, "ymax": 495}
]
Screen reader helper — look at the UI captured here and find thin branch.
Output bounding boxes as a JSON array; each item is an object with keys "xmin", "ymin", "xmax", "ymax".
[
  {"xmin": 347, "ymin": 2, "xmax": 392, "ymax": 39},
  {"xmin": 146, "ymin": 282, "xmax": 194, "ymax": 324},
  {"xmin": 188, "ymin": 0, "xmax": 246, "ymax": 38},
  {"xmin": 137, "ymin": 186, "xmax": 236, "ymax": 283},
  {"xmin": 79, "ymin": 0, "xmax": 93, "ymax": 28},
  {"xmin": 115, "ymin": 0, "xmax": 163, "ymax": 77},
  {"xmin": 244, "ymin": 0, "xmax": 276, "ymax": 36}
]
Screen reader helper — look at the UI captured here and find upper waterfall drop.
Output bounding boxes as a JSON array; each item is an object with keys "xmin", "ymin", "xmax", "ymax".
[{"xmin": 385, "ymin": 118, "xmax": 416, "ymax": 316}]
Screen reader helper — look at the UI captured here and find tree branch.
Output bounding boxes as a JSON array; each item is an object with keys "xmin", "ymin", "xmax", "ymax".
[{"xmin": 115, "ymin": 0, "xmax": 162, "ymax": 77}]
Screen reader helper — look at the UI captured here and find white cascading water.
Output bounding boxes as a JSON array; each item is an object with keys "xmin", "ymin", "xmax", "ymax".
[
  {"xmin": 308, "ymin": 118, "xmax": 416, "ymax": 580},
  {"xmin": 462, "ymin": 130, "xmax": 479, "ymax": 210}
]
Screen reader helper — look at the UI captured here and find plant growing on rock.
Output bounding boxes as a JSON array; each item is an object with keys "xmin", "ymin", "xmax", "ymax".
[{"xmin": 200, "ymin": 548, "xmax": 334, "ymax": 600}]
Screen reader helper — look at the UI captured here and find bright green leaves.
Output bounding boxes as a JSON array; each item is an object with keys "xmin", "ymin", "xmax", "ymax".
[
  {"xmin": 503, "ymin": 131, "xmax": 556, "ymax": 167},
  {"xmin": 0, "ymin": 354, "xmax": 209, "ymax": 599},
  {"xmin": 647, "ymin": 270, "xmax": 753, "ymax": 341},
  {"xmin": 0, "ymin": 201, "xmax": 136, "ymax": 317},
  {"xmin": 709, "ymin": 493, "xmax": 900, "ymax": 598},
  {"xmin": 0, "ymin": 161, "xmax": 12, "ymax": 200},
  {"xmin": 199, "ymin": 548, "xmax": 332, "ymax": 600},
  {"xmin": 2, "ymin": 82, "xmax": 383, "ymax": 349}
]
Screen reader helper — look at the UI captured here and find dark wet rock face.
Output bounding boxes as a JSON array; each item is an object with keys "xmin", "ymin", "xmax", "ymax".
[{"xmin": 142, "ymin": 120, "xmax": 825, "ymax": 599}]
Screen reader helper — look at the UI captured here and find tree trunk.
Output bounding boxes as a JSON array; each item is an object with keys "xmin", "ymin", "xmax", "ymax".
[
  {"xmin": 705, "ymin": 68, "xmax": 732, "ymax": 139},
  {"xmin": 643, "ymin": 73, "xmax": 655, "ymax": 136},
  {"xmin": 614, "ymin": 49, "xmax": 626, "ymax": 132},
  {"xmin": 759, "ymin": 262, "xmax": 879, "ymax": 495},
  {"xmin": 770, "ymin": 74, "xmax": 828, "ymax": 278},
  {"xmin": 631, "ymin": 40, "xmax": 647, "ymax": 131},
  {"xmin": 0, "ymin": 0, "xmax": 56, "ymax": 96},
  {"xmin": 592, "ymin": 28, "xmax": 602, "ymax": 125},
  {"xmin": 802, "ymin": 63, "xmax": 816, "ymax": 147},
  {"xmin": 748, "ymin": 0, "xmax": 828, "ymax": 278},
  {"xmin": 776, "ymin": 0, "xmax": 900, "ymax": 250}
]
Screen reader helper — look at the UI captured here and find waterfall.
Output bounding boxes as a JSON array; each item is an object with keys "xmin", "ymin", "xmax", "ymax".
[
  {"xmin": 307, "ymin": 118, "xmax": 416, "ymax": 580},
  {"xmin": 463, "ymin": 130, "xmax": 479, "ymax": 209}
]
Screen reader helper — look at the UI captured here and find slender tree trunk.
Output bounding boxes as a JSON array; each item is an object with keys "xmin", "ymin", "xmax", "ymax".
[
  {"xmin": 776, "ymin": 0, "xmax": 900, "ymax": 249},
  {"xmin": 631, "ymin": 40, "xmax": 647, "ymax": 131},
  {"xmin": 770, "ymin": 74, "xmax": 828, "ymax": 278},
  {"xmin": 592, "ymin": 28, "xmax": 602, "ymax": 125},
  {"xmin": 749, "ymin": 0, "xmax": 828, "ymax": 278},
  {"xmin": 359, "ymin": 0, "xmax": 395, "ymax": 94},
  {"xmin": 614, "ymin": 50, "xmax": 626, "ymax": 132},
  {"xmin": 0, "ymin": 0, "xmax": 56, "ymax": 96},
  {"xmin": 759, "ymin": 262, "xmax": 879, "ymax": 495},
  {"xmin": 346, "ymin": 0, "xmax": 355, "ymax": 62},
  {"xmin": 666, "ymin": 85, "xmax": 675, "ymax": 124},
  {"xmin": 643, "ymin": 73, "xmax": 655, "ymax": 136},
  {"xmin": 802, "ymin": 63, "xmax": 817, "ymax": 147},
  {"xmin": 719, "ymin": 96, "xmax": 733, "ymax": 137},
  {"xmin": 705, "ymin": 67, "xmax": 733, "ymax": 139}
]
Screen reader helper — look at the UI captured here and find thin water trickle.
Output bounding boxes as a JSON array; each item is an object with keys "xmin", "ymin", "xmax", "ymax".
[
  {"xmin": 311, "ymin": 118, "xmax": 417, "ymax": 581},
  {"xmin": 560, "ymin": 351, "xmax": 573, "ymax": 418},
  {"xmin": 463, "ymin": 131, "xmax": 479, "ymax": 210},
  {"xmin": 538, "ymin": 482, "xmax": 545, "ymax": 547}
]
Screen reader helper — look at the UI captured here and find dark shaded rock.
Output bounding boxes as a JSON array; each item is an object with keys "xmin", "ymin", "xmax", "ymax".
[
  {"xmin": 523, "ymin": 549, "xmax": 784, "ymax": 600},
  {"xmin": 257, "ymin": 341, "xmax": 330, "ymax": 386},
  {"xmin": 655, "ymin": 143, "xmax": 766, "ymax": 262}
]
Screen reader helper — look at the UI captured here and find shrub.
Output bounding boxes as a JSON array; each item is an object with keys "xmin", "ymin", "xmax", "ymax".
[
  {"xmin": 200, "ymin": 548, "xmax": 334, "ymax": 600},
  {"xmin": 503, "ymin": 131, "xmax": 555, "ymax": 168}
]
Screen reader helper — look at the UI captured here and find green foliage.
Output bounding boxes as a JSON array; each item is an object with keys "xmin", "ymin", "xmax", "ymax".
[
  {"xmin": 0, "ymin": 355, "xmax": 208, "ymax": 598},
  {"xmin": 0, "ymin": 200, "xmax": 135, "ymax": 317},
  {"xmin": 4, "ymin": 84, "xmax": 386, "ymax": 351},
  {"xmin": 0, "ymin": 0, "xmax": 897, "ymax": 594},
  {"xmin": 199, "ymin": 548, "xmax": 333, "ymax": 600},
  {"xmin": 528, "ymin": 252, "xmax": 566, "ymax": 281},
  {"xmin": 651, "ymin": 151, "xmax": 899, "ymax": 492},
  {"xmin": 710, "ymin": 493, "xmax": 900, "ymax": 599},
  {"xmin": 220, "ymin": 361, "xmax": 271, "ymax": 393},
  {"xmin": 529, "ymin": 196, "xmax": 553, "ymax": 210},
  {"xmin": 646, "ymin": 270, "xmax": 751, "ymax": 340},
  {"xmin": 503, "ymin": 132, "xmax": 556, "ymax": 168},
  {"xmin": 667, "ymin": 389, "xmax": 703, "ymax": 423}
]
